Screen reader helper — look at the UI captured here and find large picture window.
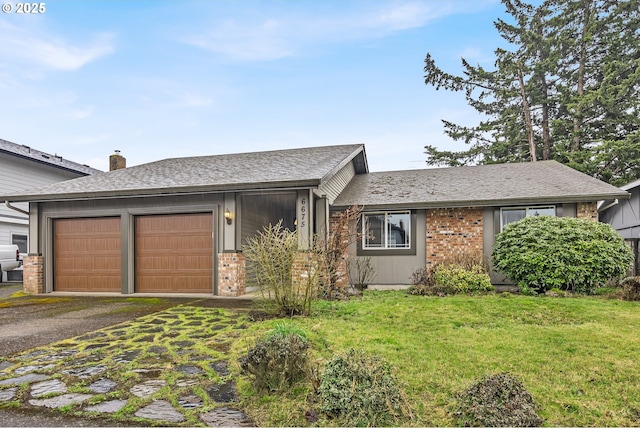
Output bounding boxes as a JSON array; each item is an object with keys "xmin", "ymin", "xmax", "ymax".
[
  {"xmin": 501, "ymin": 206, "xmax": 556, "ymax": 230},
  {"xmin": 363, "ymin": 211, "xmax": 410, "ymax": 249}
]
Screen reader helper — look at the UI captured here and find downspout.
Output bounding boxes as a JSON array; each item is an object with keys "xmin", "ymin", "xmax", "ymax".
[{"xmin": 5, "ymin": 200, "xmax": 29, "ymax": 216}]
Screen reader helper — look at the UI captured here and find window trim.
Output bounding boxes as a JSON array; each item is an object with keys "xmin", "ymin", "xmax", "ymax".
[
  {"xmin": 358, "ymin": 210, "xmax": 416, "ymax": 256},
  {"xmin": 500, "ymin": 205, "xmax": 556, "ymax": 231}
]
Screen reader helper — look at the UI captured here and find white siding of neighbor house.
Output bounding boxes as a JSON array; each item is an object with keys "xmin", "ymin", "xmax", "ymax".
[
  {"xmin": 0, "ymin": 153, "xmax": 88, "ymax": 246},
  {"xmin": 318, "ymin": 161, "xmax": 356, "ymax": 204}
]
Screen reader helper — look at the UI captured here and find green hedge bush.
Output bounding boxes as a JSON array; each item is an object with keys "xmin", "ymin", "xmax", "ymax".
[{"xmin": 493, "ymin": 216, "xmax": 632, "ymax": 294}]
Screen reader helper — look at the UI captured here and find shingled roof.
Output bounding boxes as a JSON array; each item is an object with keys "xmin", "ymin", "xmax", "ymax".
[
  {"xmin": 333, "ymin": 160, "xmax": 630, "ymax": 209},
  {"xmin": 1, "ymin": 144, "xmax": 366, "ymax": 202},
  {"xmin": 0, "ymin": 138, "xmax": 101, "ymax": 176}
]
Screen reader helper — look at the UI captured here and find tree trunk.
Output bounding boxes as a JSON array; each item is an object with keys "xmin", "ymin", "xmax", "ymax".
[
  {"xmin": 517, "ymin": 62, "xmax": 537, "ymax": 161},
  {"xmin": 572, "ymin": 0, "xmax": 591, "ymax": 152}
]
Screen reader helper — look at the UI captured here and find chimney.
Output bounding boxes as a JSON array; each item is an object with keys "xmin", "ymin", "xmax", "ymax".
[{"xmin": 109, "ymin": 150, "xmax": 126, "ymax": 171}]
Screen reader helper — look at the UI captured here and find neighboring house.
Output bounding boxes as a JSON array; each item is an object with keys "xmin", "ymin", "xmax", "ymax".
[
  {"xmin": 0, "ymin": 138, "xmax": 102, "ymax": 281},
  {"xmin": 599, "ymin": 179, "xmax": 640, "ymax": 275},
  {"xmin": 0, "ymin": 144, "xmax": 628, "ymax": 295}
]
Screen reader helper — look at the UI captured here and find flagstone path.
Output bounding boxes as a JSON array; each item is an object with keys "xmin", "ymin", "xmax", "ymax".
[{"xmin": 0, "ymin": 306, "xmax": 256, "ymax": 427}]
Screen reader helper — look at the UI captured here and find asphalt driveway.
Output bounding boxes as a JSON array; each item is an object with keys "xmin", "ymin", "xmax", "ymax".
[{"xmin": 0, "ymin": 284, "xmax": 253, "ymax": 357}]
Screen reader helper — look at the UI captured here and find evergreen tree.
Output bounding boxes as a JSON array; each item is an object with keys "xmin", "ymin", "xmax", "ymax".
[{"xmin": 424, "ymin": 0, "xmax": 640, "ymax": 186}]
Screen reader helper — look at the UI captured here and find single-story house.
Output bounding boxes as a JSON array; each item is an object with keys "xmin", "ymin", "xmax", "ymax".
[
  {"xmin": 599, "ymin": 179, "xmax": 640, "ymax": 275},
  {"xmin": 0, "ymin": 144, "xmax": 629, "ymax": 296},
  {"xmin": 0, "ymin": 138, "xmax": 101, "ymax": 281}
]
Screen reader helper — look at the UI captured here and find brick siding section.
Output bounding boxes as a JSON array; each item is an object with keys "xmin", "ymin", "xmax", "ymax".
[
  {"xmin": 426, "ymin": 207, "xmax": 484, "ymax": 266},
  {"xmin": 576, "ymin": 202, "xmax": 598, "ymax": 221},
  {"xmin": 291, "ymin": 252, "xmax": 319, "ymax": 292},
  {"xmin": 328, "ymin": 211, "xmax": 350, "ymax": 289},
  {"xmin": 217, "ymin": 252, "xmax": 246, "ymax": 297},
  {"xmin": 23, "ymin": 254, "xmax": 44, "ymax": 295}
]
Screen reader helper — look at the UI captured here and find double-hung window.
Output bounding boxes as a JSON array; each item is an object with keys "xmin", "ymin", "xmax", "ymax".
[
  {"xmin": 363, "ymin": 211, "xmax": 410, "ymax": 249},
  {"xmin": 501, "ymin": 206, "xmax": 556, "ymax": 230}
]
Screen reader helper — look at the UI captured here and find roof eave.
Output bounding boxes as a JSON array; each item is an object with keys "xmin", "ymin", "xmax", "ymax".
[
  {"xmin": 1, "ymin": 178, "xmax": 322, "ymax": 203},
  {"xmin": 319, "ymin": 145, "xmax": 368, "ymax": 183},
  {"xmin": 0, "ymin": 148, "xmax": 101, "ymax": 176},
  {"xmin": 332, "ymin": 191, "xmax": 631, "ymax": 211}
]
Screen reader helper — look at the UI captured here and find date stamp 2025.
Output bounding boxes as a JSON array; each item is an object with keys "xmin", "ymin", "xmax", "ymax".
[{"xmin": 2, "ymin": 2, "xmax": 46, "ymax": 13}]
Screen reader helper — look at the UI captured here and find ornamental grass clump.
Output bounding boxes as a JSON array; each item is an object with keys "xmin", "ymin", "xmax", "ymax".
[
  {"xmin": 454, "ymin": 372, "xmax": 543, "ymax": 427},
  {"xmin": 493, "ymin": 216, "xmax": 632, "ymax": 294},
  {"xmin": 316, "ymin": 349, "xmax": 409, "ymax": 426}
]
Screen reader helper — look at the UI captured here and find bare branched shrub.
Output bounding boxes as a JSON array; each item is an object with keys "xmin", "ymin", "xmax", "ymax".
[
  {"xmin": 317, "ymin": 205, "xmax": 365, "ymax": 299},
  {"xmin": 348, "ymin": 256, "xmax": 376, "ymax": 291},
  {"xmin": 243, "ymin": 221, "xmax": 317, "ymax": 316},
  {"xmin": 619, "ymin": 276, "xmax": 640, "ymax": 301}
]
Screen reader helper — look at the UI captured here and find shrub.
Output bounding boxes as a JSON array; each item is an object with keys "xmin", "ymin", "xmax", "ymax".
[
  {"xmin": 454, "ymin": 372, "xmax": 543, "ymax": 427},
  {"xmin": 316, "ymin": 349, "xmax": 408, "ymax": 426},
  {"xmin": 493, "ymin": 216, "xmax": 633, "ymax": 294},
  {"xmin": 433, "ymin": 264, "xmax": 493, "ymax": 294},
  {"xmin": 408, "ymin": 253, "xmax": 493, "ymax": 296},
  {"xmin": 619, "ymin": 276, "xmax": 640, "ymax": 301},
  {"xmin": 239, "ymin": 322, "xmax": 309, "ymax": 393}
]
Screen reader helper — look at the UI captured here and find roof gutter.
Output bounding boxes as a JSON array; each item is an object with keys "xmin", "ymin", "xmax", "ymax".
[
  {"xmin": 4, "ymin": 200, "xmax": 29, "ymax": 216},
  {"xmin": 597, "ymin": 198, "xmax": 619, "ymax": 213}
]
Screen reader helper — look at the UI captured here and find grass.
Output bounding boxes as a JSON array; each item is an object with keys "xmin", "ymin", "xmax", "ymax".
[
  {"xmin": 1, "ymin": 291, "xmax": 638, "ymax": 426},
  {"xmin": 237, "ymin": 291, "xmax": 640, "ymax": 426}
]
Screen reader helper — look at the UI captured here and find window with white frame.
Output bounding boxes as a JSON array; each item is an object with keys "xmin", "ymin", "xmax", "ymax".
[
  {"xmin": 501, "ymin": 206, "xmax": 556, "ymax": 230},
  {"xmin": 363, "ymin": 211, "xmax": 410, "ymax": 249}
]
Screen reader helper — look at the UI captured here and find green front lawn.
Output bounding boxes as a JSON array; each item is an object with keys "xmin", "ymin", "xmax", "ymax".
[{"xmin": 238, "ymin": 291, "xmax": 640, "ymax": 426}]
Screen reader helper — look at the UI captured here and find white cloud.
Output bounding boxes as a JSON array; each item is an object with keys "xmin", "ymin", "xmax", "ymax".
[
  {"xmin": 71, "ymin": 107, "xmax": 93, "ymax": 120},
  {"xmin": 185, "ymin": 18, "xmax": 292, "ymax": 61},
  {"xmin": 0, "ymin": 19, "xmax": 114, "ymax": 72},
  {"xmin": 178, "ymin": 93, "xmax": 214, "ymax": 108},
  {"xmin": 182, "ymin": 1, "xmax": 491, "ymax": 62}
]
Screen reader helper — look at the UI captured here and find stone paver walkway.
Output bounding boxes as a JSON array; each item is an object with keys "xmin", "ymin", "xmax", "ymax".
[{"xmin": 0, "ymin": 306, "xmax": 256, "ymax": 426}]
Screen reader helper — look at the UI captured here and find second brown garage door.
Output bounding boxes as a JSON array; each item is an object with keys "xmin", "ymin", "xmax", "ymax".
[{"xmin": 135, "ymin": 213, "xmax": 213, "ymax": 293}]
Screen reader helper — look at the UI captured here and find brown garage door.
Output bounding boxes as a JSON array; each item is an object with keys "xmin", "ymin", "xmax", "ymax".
[
  {"xmin": 54, "ymin": 217, "xmax": 122, "ymax": 292},
  {"xmin": 135, "ymin": 213, "xmax": 213, "ymax": 293}
]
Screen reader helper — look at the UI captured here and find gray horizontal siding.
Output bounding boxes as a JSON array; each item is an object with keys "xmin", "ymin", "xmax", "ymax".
[
  {"xmin": 349, "ymin": 210, "xmax": 426, "ymax": 285},
  {"xmin": 0, "ymin": 154, "xmax": 86, "ymax": 231}
]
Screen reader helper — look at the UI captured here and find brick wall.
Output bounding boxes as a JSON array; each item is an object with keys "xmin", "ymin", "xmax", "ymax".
[
  {"xmin": 328, "ymin": 211, "xmax": 350, "ymax": 288},
  {"xmin": 576, "ymin": 202, "xmax": 598, "ymax": 221},
  {"xmin": 23, "ymin": 254, "xmax": 44, "ymax": 295},
  {"xmin": 291, "ymin": 251, "xmax": 319, "ymax": 293},
  {"xmin": 426, "ymin": 207, "xmax": 484, "ymax": 266},
  {"xmin": 217, "ymin": 252, "xmax": 246, "ymax": 297}
]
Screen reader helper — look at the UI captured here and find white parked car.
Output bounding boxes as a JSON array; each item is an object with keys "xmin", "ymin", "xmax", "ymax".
[{"xmin": 0, "ymin": 244, "xmax": 20, "ymax": 283}]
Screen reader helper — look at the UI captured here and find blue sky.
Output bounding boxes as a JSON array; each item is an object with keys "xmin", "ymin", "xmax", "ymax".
[{"xmin": 0, "ymin": 0, "xmax": 509, "ymax": 172}]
